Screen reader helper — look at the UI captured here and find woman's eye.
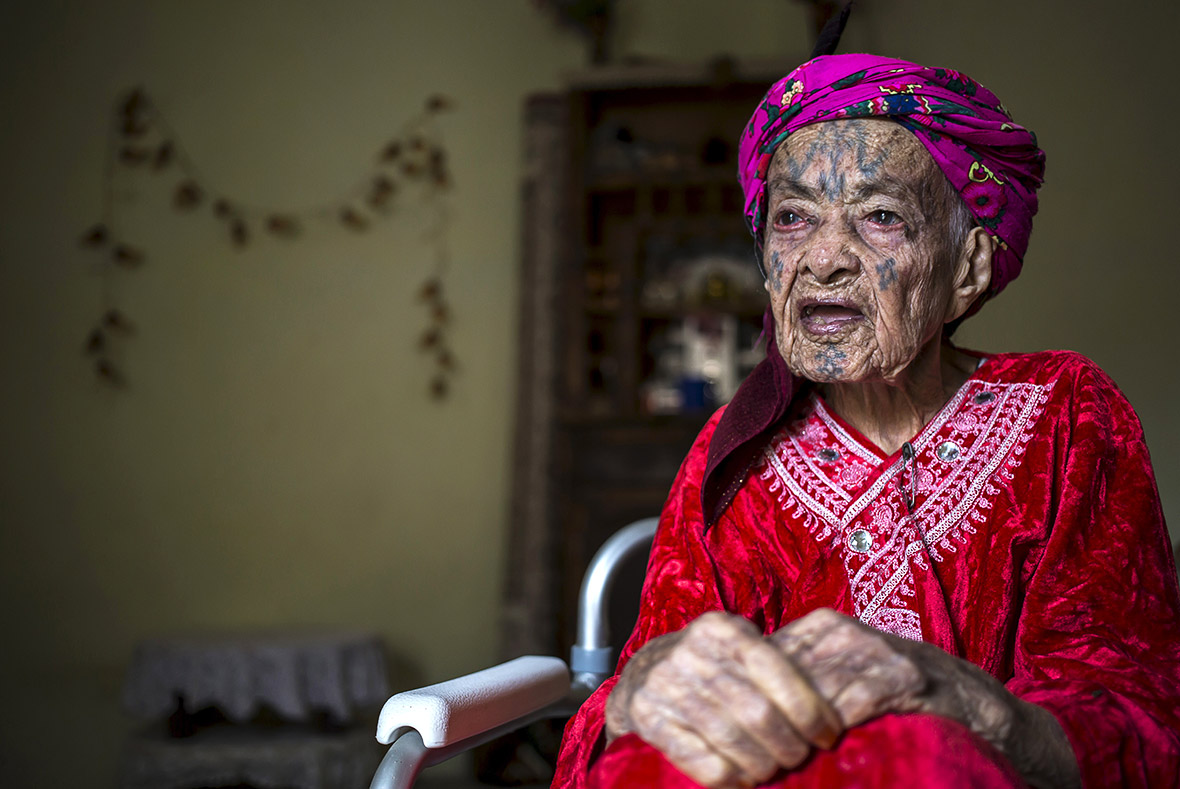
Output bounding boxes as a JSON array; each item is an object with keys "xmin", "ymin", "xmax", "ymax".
[
  {"xmin": 868, "ymin": 210, "xmax": 903, "ymax": 226},
  {"xmin": 775, "ymin": 210, "xmax": 807, "ymax": 228}
]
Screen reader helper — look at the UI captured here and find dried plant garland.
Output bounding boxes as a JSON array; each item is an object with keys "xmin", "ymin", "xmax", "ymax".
[{"xmin": 80, "ymin": 88, "xmax": 458, "ymax": 399}]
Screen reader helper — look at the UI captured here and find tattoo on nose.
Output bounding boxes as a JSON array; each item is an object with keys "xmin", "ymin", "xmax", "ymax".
[
  {"xmin": 817, "ymin": 345, "xmax": 847, "ymax": 377},
  {"xmin": 875, "ymin": 258, "xmax": 898, "ymax": 291}
]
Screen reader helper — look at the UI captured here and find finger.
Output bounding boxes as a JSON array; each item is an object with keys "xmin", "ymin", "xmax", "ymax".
[
  {"xmin": 707, "ymin": 668, "xmax": 812, "ymax": 772},
  {"xmin": 826, "ymin": 657, "xmax": 925, "ymax": 727},
  {"xmin": 741, "ymin": 637, "xmax": 843, "ymax": 750},
  {"xmin": 775, "ymin": 611, "xmax": 926, "ymax": 727},
  {"xmin": 642, "ymin": 703, "xmax": 744, "ymax": 789},
  {"xmin": 676, "ymin": 615, "xmax": 812, "ymax": 779},
  {"xmin": 668, "ymin": 641, "xmax": 782, "ymax": 784},
  {"xmin": 770, "ymin": 607, "xmax": 850, "ymax": 651}
]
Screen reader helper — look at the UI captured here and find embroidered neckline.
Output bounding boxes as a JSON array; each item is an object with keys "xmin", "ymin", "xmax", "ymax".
[
  {"xmin": 809, "ymin": 354, "xmax": 993, "ymax": 464},
  {"xmin": 759, "ymin": 360, "xmax": 1051, "ymax": 642}
]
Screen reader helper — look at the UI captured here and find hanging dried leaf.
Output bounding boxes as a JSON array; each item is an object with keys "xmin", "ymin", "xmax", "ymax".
[
  {"xmin": 81, "ymin": 224, "xmax": 109, "ymax": 247},
  {"xmin": 86, "ymin": 85, "xmax": 459, "ymax": 398},
  {"xmin": 96, "ymin": 359, "xmax": 125, "ymax": 387},
  {"xmin": 230, "ymin": 219, "xmax": 249, "ymax": 247},
  {"xmin": 372, "ymin": 175, "xmax": 395, "ymax": 197},
  {"xmin": 113, "ymin": 244, "xmax": 145, "ymax": 267},
  {"xmin": 417, "ymin": 277, "xmax": 441, "ymax": 302},
  {"xmin": 429, "ymin": 148, "xmax": 450, "ymax": 187},
  {"xmin": 340, "ymin": 208, "xmax": 368, "ymax": 231},
  {"xmin": 120, "ymin": 88, "xmax": 146, "ymax": 119},
  {"xmin": 426, "ymin": 94, "xmax": 453, "ymax": 113},
  {"xmin": 119, "ymin": 146, "xmax": 153, "ymax": 165},
  {"xmin": 103, "ymin": 309, "xmax": 136, "ymax": 333},
  {"xmin": 121, "ymin": 116, "xmax": 149, "ymax": 137},
  {"xmin": 120, "ymin": 89, "xmax": 148, "ymax": 137},
  {"xmin": 174, "ymin": 181, "xmax": 203, "ymax": 209},
  {"xmin": 380, "ymin": 141, "xmax": 402, "ymax": 162},
  {"xmin": 266, "ymin": 215, "xmax": 300, "ymax": 237},
  {"xmin": 152, "ymin": 141, "xmax": 174, "ymax": 169},
  {"xmin": 367, "ymin": 175, "xmax": 395, "ymax": 209},
  {"xmin": 85, "ymin": 329, "xmax": 105, "ymax": 354}
]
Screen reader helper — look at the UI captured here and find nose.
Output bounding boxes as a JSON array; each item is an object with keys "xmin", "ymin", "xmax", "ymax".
[{"xmin": 800, "ymin": 220, "xmax": 861, "ymax": 283}]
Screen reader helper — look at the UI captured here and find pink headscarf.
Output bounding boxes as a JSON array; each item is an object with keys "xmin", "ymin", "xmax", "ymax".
[
  {"xmin": 739, "ymin": 53, "xmax": 1044, "ymax": 299},
  {"xmin": 703, "ymin": 54, "xmax": 1046, "ymax": 526}
]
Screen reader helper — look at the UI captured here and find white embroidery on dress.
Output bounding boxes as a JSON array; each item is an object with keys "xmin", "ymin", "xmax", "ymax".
[{"xmin": 761, "ymin": 380, "xmax": 1053, "ymax": 640}]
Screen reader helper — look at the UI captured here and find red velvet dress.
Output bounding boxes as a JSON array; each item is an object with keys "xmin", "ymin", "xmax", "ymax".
[{"xmin": 553, "ymin": 351, "xmax": 1180, "ymax": 788}]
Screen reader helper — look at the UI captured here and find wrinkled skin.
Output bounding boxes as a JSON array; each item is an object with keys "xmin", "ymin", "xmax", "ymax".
[
  {"xmin": 604, "ymin": 120, "xmax": 1081, "ymax": 789},
  {"xmin": 607, "ymin": 610, "xmax": 1079, "ymax": 789},
  {"xmin": 763, "ymin": 119, "xmax": 992, "ymax": 453},
  {"xmin": 764, "ymin": 120, "xmax": 965, "ymax": 385}
]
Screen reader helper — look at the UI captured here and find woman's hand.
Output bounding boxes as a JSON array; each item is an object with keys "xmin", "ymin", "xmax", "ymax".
[
  {"xmin": 771, "ymin": 608, "xmax": 1081, "ymax": 789},
  {"xmin": 604, "ymin": 612, "xmax": 842, "ymax": 788}
]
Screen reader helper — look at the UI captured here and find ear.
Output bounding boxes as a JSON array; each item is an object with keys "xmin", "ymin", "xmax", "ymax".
[{"xmin": 944, "ymin": 227, "xmax": 994, "ymax": 324}]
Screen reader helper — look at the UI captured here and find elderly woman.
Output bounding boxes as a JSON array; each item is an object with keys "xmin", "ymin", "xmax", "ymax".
[{"xmin": 552, "ymin": 55, "xmax": 1180, "ymax": 789}]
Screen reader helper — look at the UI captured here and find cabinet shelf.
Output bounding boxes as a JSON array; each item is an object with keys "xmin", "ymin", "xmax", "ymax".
[{"xmin": 509, "ymin": 73, "xmax": 783, "ymax": 675}]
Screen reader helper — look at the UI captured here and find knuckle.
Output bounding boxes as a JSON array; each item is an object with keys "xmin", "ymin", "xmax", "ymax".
[
  {"xmin": 671, "ymin": 642, "xmax": 715, "ymax": 679},
  {"xmin": 780, "ymin": 739, "xmax": 811, "ymax": 768},
  {"xmin": 693, "ymin": 611, "xmax": 729, "ymax": 629},
  {"xmin": 750, "ymin": 755, "xmax": 782, "ymax": 783},
  {"xmin": 689, "ymin": 756, "xmax": 733, "ymax": 788},
  {"xmin": 736, "ymin": 693, "xmax": 775, "ymax": 730},
  {"xmin": 694, "ymin": 611, "xmax": 755, "ymax": 638},
  {"xmin": 692, "ymin": 612, "xmax": 734, "ymax": 640},
  {"xmin": 890, "ymin": 653, "xmax": 926, "ymax": 691},
  {"xmin": 808, "ymin": 606, "xmax": 842, "ymax": 624}
]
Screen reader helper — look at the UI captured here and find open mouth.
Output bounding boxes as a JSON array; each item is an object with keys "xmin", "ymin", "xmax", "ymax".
[{"xmin": 799, "ymin": 300, "xmax": 865, "ymax": 334}]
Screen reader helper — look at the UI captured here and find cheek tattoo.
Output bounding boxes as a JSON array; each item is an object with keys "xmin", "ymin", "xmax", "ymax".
[
  {"xmin": 770, "ymin": 251, "xmax": 787, "ymax": 292},
  {"xmin": 875, "ymin": 258, "xmax": 898, "ymax": 292}
]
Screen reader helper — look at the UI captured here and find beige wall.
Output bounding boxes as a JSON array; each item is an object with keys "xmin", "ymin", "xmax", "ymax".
[{"xmin": 0, "ymin": 1, "xmax": 1175, "ymax": 786}]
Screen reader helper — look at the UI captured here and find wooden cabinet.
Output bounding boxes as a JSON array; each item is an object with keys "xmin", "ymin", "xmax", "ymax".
[{"xmin": 505, "ymin": 63, "xmax": 788, "ymax": 664}]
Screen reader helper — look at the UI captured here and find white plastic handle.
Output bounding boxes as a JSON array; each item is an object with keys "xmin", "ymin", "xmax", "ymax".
[{"xmin": 375, "ymin": 655, "xmax": 570, "ymax": 748}]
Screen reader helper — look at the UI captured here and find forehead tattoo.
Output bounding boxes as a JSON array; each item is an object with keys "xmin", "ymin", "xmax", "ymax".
[
  {"xmin": 779, "ymin": 120, "xmax": 892, "ymax": 202},
  {"xmin": 770, "ymin": 120, "xmax": 948, "ymax": 232}
]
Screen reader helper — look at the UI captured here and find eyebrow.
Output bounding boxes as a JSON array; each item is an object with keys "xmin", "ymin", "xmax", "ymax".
[
  {"xmin": 767, "ymin": 173, "xmax": 921, "ymax": 205},
  {"xmin": 851, "ymin": 175, "xmax": 920, "ymax": 203},
  {"xmin": 767, "ymin": 176, "xmax": 818, "ymax": 201}
]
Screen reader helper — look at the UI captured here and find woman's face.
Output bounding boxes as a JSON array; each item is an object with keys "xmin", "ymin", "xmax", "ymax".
[{"xmin": 763, "ymin": 118, "xmax": 965, "ymax": 384}]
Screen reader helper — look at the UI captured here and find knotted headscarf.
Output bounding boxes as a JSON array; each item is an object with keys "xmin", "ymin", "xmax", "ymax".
[{"xmin": 702, "ymin": 53, "xmax": 1046, "ymax": 526}]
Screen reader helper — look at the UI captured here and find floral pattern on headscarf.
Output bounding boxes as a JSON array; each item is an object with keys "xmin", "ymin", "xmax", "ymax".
[{"xmin": 738, "ymin": 54, "xmax": 1045, "ymax": 303}]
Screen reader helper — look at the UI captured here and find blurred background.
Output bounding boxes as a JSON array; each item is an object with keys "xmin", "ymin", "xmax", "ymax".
[{"xmin": 1, "ymin": 1, "xmax": 1176, "ymax": 787}]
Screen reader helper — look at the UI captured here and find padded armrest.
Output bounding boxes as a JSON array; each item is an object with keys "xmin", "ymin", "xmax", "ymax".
[{"xmin": 375, "ymin": 656, "xmax": 570, "ymax": 748}]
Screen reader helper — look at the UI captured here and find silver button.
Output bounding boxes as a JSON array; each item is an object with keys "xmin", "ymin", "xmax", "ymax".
[
  {"xmin": 936, "ymin": 441, "xmax": 961, "ymax": 462},
  {"xmin": 816, "ymin": 448, "xmax": 839, "ymax": 463},
  {"xmin": 974, "ymin": 391, "xmax": 996, "ymax": 405},
  {"xmin": 848, "ymin": 529, "xmax": 873, "ymax": 553}
]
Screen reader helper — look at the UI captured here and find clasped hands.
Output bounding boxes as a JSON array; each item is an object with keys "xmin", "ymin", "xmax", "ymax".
[{"xmin": 604, "ymin": 609, "xmax": 1075, "ymax": 789}]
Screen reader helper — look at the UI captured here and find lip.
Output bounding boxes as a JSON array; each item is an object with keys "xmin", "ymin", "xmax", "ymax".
[{"xmin": 796, "ymin": 297, "xmax": 866, "ymax": 335}]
